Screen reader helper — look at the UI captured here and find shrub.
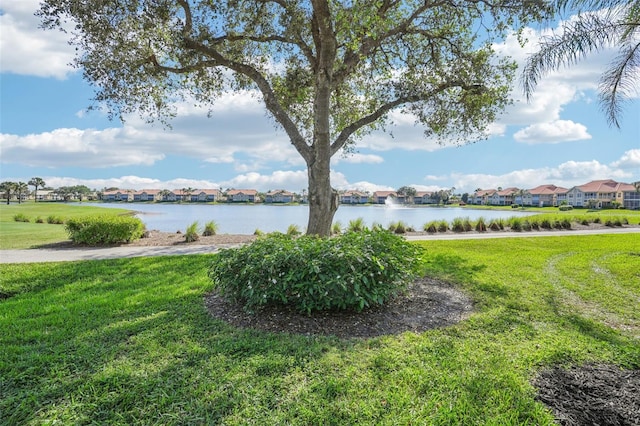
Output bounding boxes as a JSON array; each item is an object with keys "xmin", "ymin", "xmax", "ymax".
[
  {"xmin": 580, "ymin": 218, "xmax": 590, "ymax": 226},
  {"xmin": 423, "ymin": 221, "xmax": 438, "ymax": 233},
  {"xmin": 509, "ymin": 218, "xmax": 523, "ymax": 232},
  {"xmin": 347, "ymin": 217, "xmax": 367, "ymax": 233},
  {"xmin": 209, "ymin": 230, "xmax": 424, "ymax": 314},
  {"xmin": 35, "ymin": 216, "xmax": 44, "ymax": 224},
  {"xmin": 451, "ymin": 217, "xmax": 464, "ymax": 232},
  {"xmin": 253, "ymin": 228, "xmax": 264, "ymax": 236},
  {"xmin": 371, "ymin": 222, "xmax": 385, "ymax": 231},
  {"xmin": 13, "ymin": 213, "xmax": 30, "ymax": 223},
  {"xmin": 540, "ymin": 218, "xmax": 552, "ymax": 229},
  {"xmin": 65, "ymin": 215, "xmax": 145, "ymax": 245},
  {"xmin": 522, "ymin": 220, "xmax": 532, "ymax": 231},
  {"xmin": 388, "ymin": 221, "xmax": 410, "ymax": 234},
  {"xmin": 605, "ymin": 218, "xmax": 622, "ymax": 227},
  {"xmin": 47, "ymin": 215, "xmax": 64, "ymax": 224},
  {"xmin": 489, "ymin": 219, "xmax": 504, "ymax": 231},
  {"xmin": 331, "ymin": 221, "xmax": 342, "ymax": 235},
  {"xmin": 286, "ymin": 224, "xmax": 301, "ymax": 236},
  {"xmin": 203, "ymin": 220, "xmax": 218, "ymax": 236},
  {"xmin": 529, "ymin": 219, "xmax": 540, "ymax": 230},
  {"xmin": 185, "ymin": 221, "xmax": 200, "ymax": 242},
  {"xmin": 553, "ymin": 220, "xmax": 564, "ymax": 229},
  {"xmin": 437, "ymin": 220, "xmax": 449, "ymax": 233},
  {"xmin": 593, "ymin": 217, "xmax": 601, "ymax": 224},
  {"xmin": 559, "ymin": 205, "xmax": 573, "ymax": 211},
  {"xmin": 475, "ymin": 217, "xmax": 487, "ymax": 232},
  {"xmin": 622, "ymin": 217, "xmax": 629, "ymax": 225},
  {"xmin": 561, "ymin": 218, "xmax": 572, "ymax": 229}
]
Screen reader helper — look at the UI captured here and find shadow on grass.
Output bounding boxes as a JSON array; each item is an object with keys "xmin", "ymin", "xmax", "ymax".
[{"xmin": 0, "ymin": 255, "xmax": 353, "ymax": 424}]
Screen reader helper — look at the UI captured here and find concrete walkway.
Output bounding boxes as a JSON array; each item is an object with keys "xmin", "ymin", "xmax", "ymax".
[{"xmin": 1, "ymin": 227, "xmax": 638, "ymax": 264}]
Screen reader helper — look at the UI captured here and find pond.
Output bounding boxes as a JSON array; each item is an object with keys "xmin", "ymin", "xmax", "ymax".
[{"xmin": 77, "ymin": 202, "xmax": 535, "ymax": 234}]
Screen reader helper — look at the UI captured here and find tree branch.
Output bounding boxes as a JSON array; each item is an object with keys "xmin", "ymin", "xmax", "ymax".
[{"xmin": 330, "ymin": 80, "xmax": 477, "ymax": 155}]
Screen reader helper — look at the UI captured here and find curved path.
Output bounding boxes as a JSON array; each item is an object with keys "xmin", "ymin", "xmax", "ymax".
[{"xmin": 1, "ymin": 227, "xmax": 638, "ymax": 264}]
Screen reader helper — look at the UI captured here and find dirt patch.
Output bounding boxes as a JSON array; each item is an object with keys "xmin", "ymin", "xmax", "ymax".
[
  {"xmin": 204, "ymin": 277, "xmax": 473, "ymax": 339},
  {"xmin": 534, "ymin": 364, "xmax": 640, "ymax": 426}
]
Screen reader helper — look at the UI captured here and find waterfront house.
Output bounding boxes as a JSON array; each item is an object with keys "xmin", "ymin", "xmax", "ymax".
[
  {"xmin": 340, "ymin": 191, "xmax": 369, "ymax": 204},
  {"xmin": 565, "ymin": 179, "xmax": 631, "ymax": 208},
  {"xmin": 227, "ymin": 189, "xmax": 258, "ymax": 203},
  {"xmin": 265, "ymin": 190, "xmax": 294, "ymax": 203},
  {"xmin": 192, "ymin": 189, "xmax": 221, "ymax": 202},
  {"xmin": 372, "ymin": 191, "xmax": 397, "ymax": 204}
]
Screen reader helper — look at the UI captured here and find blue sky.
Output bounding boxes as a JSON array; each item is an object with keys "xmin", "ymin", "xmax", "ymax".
[{"xmin": 1, "ymin": 0, "xmax": 638, "ymax": 194}]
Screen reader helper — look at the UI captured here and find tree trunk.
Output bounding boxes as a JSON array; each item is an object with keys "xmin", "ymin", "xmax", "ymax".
[{"xmin": 306, "ymin": 155, "xmax": 339, "ymax": 237}]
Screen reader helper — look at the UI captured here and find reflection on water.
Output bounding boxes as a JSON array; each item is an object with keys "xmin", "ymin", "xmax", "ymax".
[{"xmin": 77, "ymin": 202, "xmax": 535, "ymax": 234}]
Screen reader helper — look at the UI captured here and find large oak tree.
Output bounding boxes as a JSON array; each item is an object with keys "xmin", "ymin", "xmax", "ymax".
[{"xmin": 40, "ymin": 0, "xmax": 549, "ymax": 236}]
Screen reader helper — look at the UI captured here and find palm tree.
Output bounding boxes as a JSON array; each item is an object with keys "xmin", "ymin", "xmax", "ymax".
[
  {"xmin": 0, "ymin": 181, "xmax": 17, "ymax": 204},
  {"xmin": 15, "ymin": 182, "xmax": 29, "ymax": 204},
  {"xmin": 28, "ymin": 177, "xmax": 46, "ymax": 202},
  {"xmin": 522, "ymin": 0, "xmax": 639, "ymax": 128}
]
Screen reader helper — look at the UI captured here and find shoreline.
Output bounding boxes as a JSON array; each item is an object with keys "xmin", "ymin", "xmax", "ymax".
[{"xmin": 1, "ymin": 226, "xmax": 638, "ymax": 264}]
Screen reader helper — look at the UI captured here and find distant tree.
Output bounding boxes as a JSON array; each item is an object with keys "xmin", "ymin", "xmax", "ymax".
[
  {"xmin": 182, "ymin": 187, "xmax": 195, "ymax": 202},
  {"xmin": 522, "ymin": 0, "xmax": 639, "ymax": 128},
  {"xmin": 15, "ymin": 182, "xmax": 29, "ymax": 204},
  {"xmin": 461, "ymin": 193, "xmax": 469, "ymax": 203},
  {"xmin": 28, "ymin": 177, "xmax": 46, "ymax": 202},
  {"xmin": 396, "ymin": 186, "xmax": 417, "ymax": 204},
  {"xmin": 39, "ymin": 0, "xmax": 551, "ymax": 236},
  {"xmin": 73, "ymin": 185, "xmax": 92, "ymax": 201},
  {"xmin": 56, "ymin": 186, "xmax": 74, "ymax": 202},
  {"xmin": 0, "ymin": 181, "xmax": 17, "ymax": 205},
  {"xmin": 159, "ymin": 189, "xmax": 171, "ymax": 202}
]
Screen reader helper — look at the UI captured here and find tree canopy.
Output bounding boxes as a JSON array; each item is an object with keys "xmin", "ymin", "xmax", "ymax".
[{"xmin": 40, "ymin": 0, "xmax": 551, "ymax": 235}]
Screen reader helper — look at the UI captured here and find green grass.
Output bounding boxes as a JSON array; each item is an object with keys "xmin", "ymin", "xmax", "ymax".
[
  {"xmin": 1, "ymin": 234, "xmax": 638, "ymax": 424},
  {"xmin": 0, "ymin": 203, "xmax": 131, "ymax": 249}
]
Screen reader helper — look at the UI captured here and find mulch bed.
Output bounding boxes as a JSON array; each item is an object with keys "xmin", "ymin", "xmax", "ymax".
[
  {"xmin": 204, "ymin": 277, "xmax": 473, "ymax": 339},
  {"xmin": 534, "ymin": 364, "xmax": 640, "ymax": 426}
]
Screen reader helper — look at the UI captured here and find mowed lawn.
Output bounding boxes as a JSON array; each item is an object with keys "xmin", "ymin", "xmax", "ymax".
[
  {"xmin": 1, "ymin": 234, "xmax": 639, "ymax": 424},
  {"xmin": 0, "ymin": 203, "xmax": 131, "ymax": 249}
]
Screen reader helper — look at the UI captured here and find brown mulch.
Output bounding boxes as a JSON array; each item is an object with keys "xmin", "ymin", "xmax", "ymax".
[
  {"xmin": 534, "ymin": 364, "xmax": 640, "ymax": 426},
  {"xmin": 204, "ymin": 277, "xmax": 473, "ymax": 339}
]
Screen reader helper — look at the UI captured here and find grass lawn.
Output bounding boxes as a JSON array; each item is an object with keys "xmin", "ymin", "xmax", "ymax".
[
  {"xmin": 0, "ymin": 203, "xmax": 131, "ymax": 249},
  {"xmin": 1, "ymin": 234, "xmax": 638, "ymax": 425}
]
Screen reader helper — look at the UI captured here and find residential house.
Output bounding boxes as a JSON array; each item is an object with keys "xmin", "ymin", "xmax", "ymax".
[
  {"xmin": 414, "ymin": 191, "xmax": 435, "ymax": 204},
  {"xmin": 566, "ymin": 179, "xmax": 630, "ymax": 208},
  {"xmin": 470, "ymin": 189, "xmax": 496, "ymax": 205},
  {"xmin": 620, "ymin": 182, "xmax": 640, "ymax": 210},
  {"xmin": 488, "ymin": 187, "xmax": 518, "ymax": 206},
  {"xmin": 133, "ymin": 189, "xmax": 162, "ymax": 202},
  {"xmin": 526, "ymin": 184, "xmax": 568, "ymax": 207},
  {"xmin": 372, "ymin": 191, "xmax": 397, "ymax": 204},
  {"xmin": 340, "ymin": 191, "xmax": 369, "ymax": 204},
  {"xmin": 103, "ymin": 190, "xmax": 133, "ymax": 202},
  {"xmin": 192, "ymin": 189, "xmax": 221, "ymax": 202},
  {"xmin": 226, "ymin": 189, "xmax": 258, "ymax": 203},
  {"xmin": 165, "ymin": 190, "xmax": 187, "ymax": 202},
  {"xmin": 265, "ymin": 190, "xmax": 294, "ymax": 203}
]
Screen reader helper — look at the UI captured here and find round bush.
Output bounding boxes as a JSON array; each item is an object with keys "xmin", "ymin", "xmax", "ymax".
[
  {"xmin": 209, "ymin": 229, "xmax": 424, "ymax": 314},
  {"xmin": 65, "ymin": 215, "xmax": 145, "ymax": 245}
]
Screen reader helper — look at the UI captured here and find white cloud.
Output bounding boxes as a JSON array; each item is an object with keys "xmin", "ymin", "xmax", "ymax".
[
  {"xmin": 332, "ymin": 153, "xmax": 384, "ymax": 165},
  {"xmin": 513, "ymin": 120, "xmax": 592, "ymax": 144},
  {"xmin": 0, "ymin": 0, "xmax": 76, "ymax": 79},
  {"xmin": 610, "ymin": 149, "xmax": 640, "ymax": 168}
]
